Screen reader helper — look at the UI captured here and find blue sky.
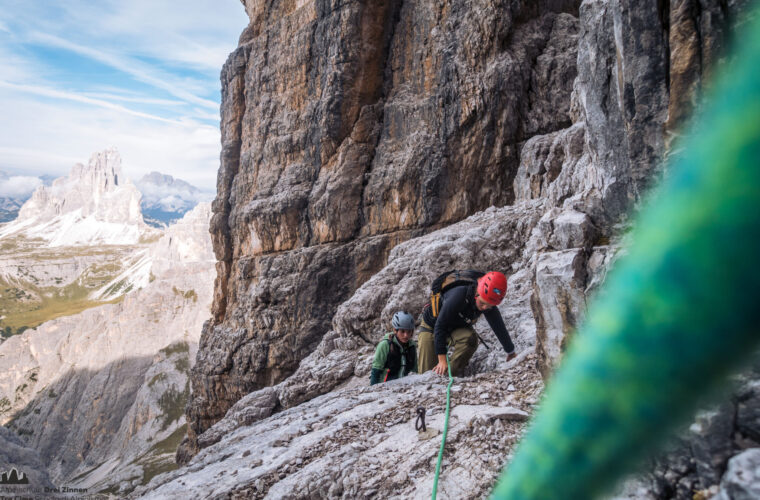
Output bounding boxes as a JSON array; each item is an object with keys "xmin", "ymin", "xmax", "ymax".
[{"xmin": 0, "ymin": 0, "xmax": 248, "ymax": 194}]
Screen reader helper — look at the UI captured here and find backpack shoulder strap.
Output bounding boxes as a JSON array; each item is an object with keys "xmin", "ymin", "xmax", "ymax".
[
  {"xmin": 384, "ymin": 334, "xmax": 401, "ymax": 373},
  {"xmin": 403, "ymin": 342, "xmax": 417, "ymax": 375}
]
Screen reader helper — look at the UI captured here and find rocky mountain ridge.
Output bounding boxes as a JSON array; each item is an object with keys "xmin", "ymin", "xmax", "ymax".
[
  {"xmin": 186, "ymin": 0, "xmax": 586, "ymax": 459},
  {"xmin": 0, "ymin": 154, "xmax": 216, "ymax": 495},
  {"xmin": 135, "ymin": 360, "xmax": 542, "ymax": 499},
  {"xmin": 0, "ymin": 149, "xmax": 207, "ymax": 335},
  {"xmin": 2, "ymin": 148, "xmax": 152, "ymax": 247},
  {"xmin": 0, "ymin": 203, "xmax": 216, "ymax": 496},
  {"xmin": 0, "ymin": 0, "xmax": 754, "ymax": 498},
  {"xmin": 0, "ymin": 163, "xmax": 206, "ymax": 228}
]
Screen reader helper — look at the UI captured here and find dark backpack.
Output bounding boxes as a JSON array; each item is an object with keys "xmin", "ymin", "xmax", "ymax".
[
  {"xmin": 428, "ymin": 269, "xmax": 484, "ymax": 317},
  {"xmin": 384, "ymin": 335, "xmax": 416, "ymax": 380}
]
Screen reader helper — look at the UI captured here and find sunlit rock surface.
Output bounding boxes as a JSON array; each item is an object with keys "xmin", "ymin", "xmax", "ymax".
[
  {"xmin": 187, "ymin": 0, "xmax": 583, "ymax": 460},
  {"xmin": 138, "ymin": 357, "xmax": 542, "ymax": 499}
]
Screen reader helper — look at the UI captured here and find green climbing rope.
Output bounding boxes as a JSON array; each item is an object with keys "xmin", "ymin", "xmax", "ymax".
[
  {"xmin": 492, "ymin": 7, "xmax": 760, "ymax": 500},
  {"xmin": 432, "ymin": 354, "xmax": 453, "ymax": 500}
]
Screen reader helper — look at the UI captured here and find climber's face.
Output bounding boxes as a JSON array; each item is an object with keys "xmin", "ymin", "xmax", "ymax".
[
  {"xmin": 475, "ymin": 295, "xmax": 495, "ymax": 312},
  {"xmin": 394, "ymin": 328, "xmax": 413, "ymax": 344}
]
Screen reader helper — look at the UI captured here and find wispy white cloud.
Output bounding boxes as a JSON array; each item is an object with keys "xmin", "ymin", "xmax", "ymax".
[
  {"xmin": 83, "ymin": 91, "xmax": 185, "ymax": 107},
  {"xmin": 0, "ymin": 80, "xmax": 187, "ymax": 124},
  {"xmin": 0, "ymin": 175, "xmax": 42, "ymax": 198},
  {"xmin": 192, "ymin": 109, "xmax": 223, "ymax": 122},
  {"xmin": 29, "ymin": 32, "xmax": 219, "ymax": 109},
  {"xmin": 0, "ymin": 90, "xmax": 221, "ymax": 187},
  {"xmin": 136, "ymin": 180, "xmax": 214, "ymax": 211},
  {"xmin": 91, "ymin": 0, "xmax": 247, "ymax": 71},
  {"xmin": 1, "ymin": 1, "xmax": 246, "ymax": 71},
  {"xmin": 0, "ymin": 147, "xmax": 83, "ymax": 174},
  {"xmin": 0, "ymin": 42, "xmax": 39, "ymax": 83}
]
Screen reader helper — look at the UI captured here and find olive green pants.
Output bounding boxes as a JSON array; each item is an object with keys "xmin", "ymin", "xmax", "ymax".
[{"xmin": 417, "ymin": 326, "xmax": 478, "ymax": 377}]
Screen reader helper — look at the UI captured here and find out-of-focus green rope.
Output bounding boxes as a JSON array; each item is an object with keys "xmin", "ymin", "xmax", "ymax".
[
  {"xmin": 432, "ymin": 354, "xmax": 453, "ymax": 500},
  {"xmin": 492, "ymin": 6, "xmax": 760, "ymax": 500}
]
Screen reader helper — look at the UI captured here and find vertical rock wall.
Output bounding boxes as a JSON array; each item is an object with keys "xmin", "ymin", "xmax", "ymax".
[
  {"xmin": 185, "ymin": 0, "xmax": 583, "ymax": 459},
  {"xmin": 525, "ymin": 0, "xmax": 749, "ymax": 377}
]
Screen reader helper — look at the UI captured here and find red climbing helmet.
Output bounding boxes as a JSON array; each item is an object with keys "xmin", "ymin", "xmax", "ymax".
[{"xmin": 477, "ymin": 271, "xmax": 507, "ymax": 305}]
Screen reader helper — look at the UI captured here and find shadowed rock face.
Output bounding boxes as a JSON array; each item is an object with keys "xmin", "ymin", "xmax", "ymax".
[
  {"xmin": 522, "ymin": 0, "xmax": 750, "ymax": 377},
  {"xmin": 0, "ymin": 426, "xmax": 54, "ymax": 490},
  {"xmin": 186, "ymin": 0, "xmax": 583, "ymax": 458}
]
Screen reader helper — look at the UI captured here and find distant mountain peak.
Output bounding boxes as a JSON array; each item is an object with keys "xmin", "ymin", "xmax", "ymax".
[
  {"xmin": 18, "ymin": 147, "xmax": 142, "ymax": 224},
  {"xmin": 137, "ymin": 171, "xmax": 201, "ymax": 194},
  {"xmin": 0, "ymin": 148, "xmax": 155, "ymax": 247},
  {"xmin": 66, "ymin": 147, "xmax": 124, "ymax": 189}
]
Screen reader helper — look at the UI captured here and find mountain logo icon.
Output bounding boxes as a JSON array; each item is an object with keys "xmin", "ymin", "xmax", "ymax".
[{"xmin": 0, "ymin": 467, "xmax": 29, "ymax": 484}]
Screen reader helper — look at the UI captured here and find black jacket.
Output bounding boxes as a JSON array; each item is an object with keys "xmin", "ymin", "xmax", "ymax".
[{"xmin": 423, "ymin": 284, "xmax": 515, "ymax": 356}]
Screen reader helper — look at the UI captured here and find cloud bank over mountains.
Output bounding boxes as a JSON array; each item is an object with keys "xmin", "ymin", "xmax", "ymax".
[
  {"xmin": 136, "ymin": 172, "xmax": 213, "ymax": 211},
  {"xmin": 136, "ymin": 172, "xmax": 214, "ymax": 226},
  {"xmin": 0, "ymin": 172, "xmax": 42, "ymax": 199},
  {"xmin": 0, "ymin": 153, "xmax": 211, "ymax": 226}
]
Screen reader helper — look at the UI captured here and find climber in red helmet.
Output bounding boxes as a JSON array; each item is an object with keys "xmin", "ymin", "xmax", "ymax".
[{"xmin": 418, "ymin": 270, "xmax": 517, "ymax": 377}]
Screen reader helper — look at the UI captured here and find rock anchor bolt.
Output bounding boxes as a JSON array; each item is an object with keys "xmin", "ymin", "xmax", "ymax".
[{"xmin": 415, "ymin": 406, "xmax": 427, "ymax": 432}]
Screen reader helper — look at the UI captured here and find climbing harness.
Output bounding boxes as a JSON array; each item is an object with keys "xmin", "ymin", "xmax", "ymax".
[
  {"xmin": 415, "ymin": 406, "xmax": 427, "ymax": 432},
  {"xmin": 432, "ymin": 354, "xmax": 453, "ymax": 500},
  {"xmin": 377, "ymin": 335, "xmax": 416, "ymax": 384}
]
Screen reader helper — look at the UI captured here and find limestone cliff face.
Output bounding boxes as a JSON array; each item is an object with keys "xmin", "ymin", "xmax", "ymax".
[
  {"xmin": 528, "ymin": 0, "xmax": 749, "ymax": 377},
  {"xmin": 188, "ymin": 0, "xmax": 582, "ymax": 458},
  {"xmin": 182, "ymin": 0, "xmax": 751, "ymax": 481}
]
